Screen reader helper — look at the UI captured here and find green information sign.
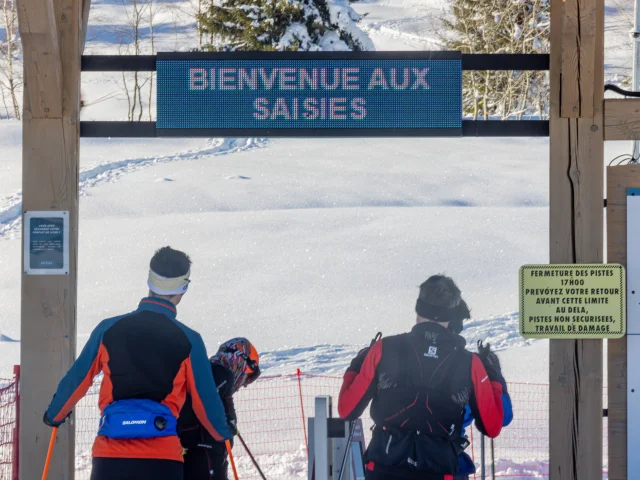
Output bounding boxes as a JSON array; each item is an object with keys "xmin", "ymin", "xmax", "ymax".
[{"xmin": 519, "ymin": 264, "xmax": 626, "ymax": 338}]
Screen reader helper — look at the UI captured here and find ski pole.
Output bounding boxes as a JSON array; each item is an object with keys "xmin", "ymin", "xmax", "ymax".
[
  {"xmin": 337, "ymin": 420, "xmax": 356, "ymax": 480},
  {"xmin": 491, "ymin": 438, "xmax": 495, "ymax": 480},
  {"xmin": 480, "ymin": 434, "xmax": 485, "ymax": 480},
  {"xmin": 41, "ymin": 427, "xmax": 57, "ymax": 480},
  {"xmin": 226, "ymin": 440, "xmax": 240, "ymax": 480},
  {"xmin": 237, "ymin": 430, "xmax": 267, "ymax": 480}
]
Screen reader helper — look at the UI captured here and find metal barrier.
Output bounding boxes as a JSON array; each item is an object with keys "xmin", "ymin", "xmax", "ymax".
[{"xmin": 0, "ymin": 366, "xmax": 609, "ymax": 479}]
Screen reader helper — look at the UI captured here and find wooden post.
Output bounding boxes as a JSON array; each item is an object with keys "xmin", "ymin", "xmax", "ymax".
[
  {"xmin": 549, "ymin": 0, "xmax": 604, "ymax": 478},
  {"xmin": 604, "ymin": 99, "xmax": 640, "ymax": 140},
  {"xmin": 606, "ymin": 165, "xmax": 640, "ymax": 480},
  {"xmin": 561, "ymin": 0, "xmax": 597, "ymax": 118},
  {"xmin": 17, "ymin": 0, "xmax": 89, "ymax": 478}
]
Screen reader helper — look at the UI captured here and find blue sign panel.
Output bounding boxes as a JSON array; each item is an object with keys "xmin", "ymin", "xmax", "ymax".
[
  {"xmin": 29, "ymin": 217, "xmax": 64, "ymax": 269},
  {"xmin": 156, "ymin": 52, "xmax": 462, "ymax": 135}
]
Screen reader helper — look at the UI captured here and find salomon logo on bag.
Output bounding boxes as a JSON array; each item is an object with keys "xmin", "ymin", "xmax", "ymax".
[{"xmin": 98, "ymin": 399, "xmax": 177, "ymax": 439}]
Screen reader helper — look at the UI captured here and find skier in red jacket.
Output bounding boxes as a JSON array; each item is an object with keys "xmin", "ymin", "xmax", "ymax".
[{"xmin": 338, "ymin": 275, "xmax": 505, "ymax": 480}]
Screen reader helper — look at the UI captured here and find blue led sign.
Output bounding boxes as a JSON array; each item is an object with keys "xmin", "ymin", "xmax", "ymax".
[{"xmin": 156, "ymin": 52, "xmax": 462, "ymax": 135}]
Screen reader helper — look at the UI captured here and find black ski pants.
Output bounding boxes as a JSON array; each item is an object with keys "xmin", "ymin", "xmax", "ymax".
[
  {"xmin": 183, "ymin": 442, "xmax": 229, "ymax": 480},
  {"xmin": 90, "ymin": 457, "xmax": 183, "ymax": 480}
]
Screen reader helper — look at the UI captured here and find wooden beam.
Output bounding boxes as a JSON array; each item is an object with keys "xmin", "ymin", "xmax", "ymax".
[
  {"xmin": 80, "ymin": 0, "xmax": 91, "ymax": 53},
  {"xmin": 16, "ymin": 0, "xmax": 63, "ymax": 118},
  {"xmin": 561, "ymin": 0, "xmax": 597, "ymax": 118},
  {"xmin": 604, "ymin": 99, "xmax": 640, "ymax": 141},
  {"xmin": 606, "ymin": 165, "xmax": 640, "ymax": 480},
  {"xmin": 550, "ymin": 0, "xmax": 604, "ymax": 479},
  {"xmin": 17, "ymin": 0, "xmax": 81, "ymax": 476}
]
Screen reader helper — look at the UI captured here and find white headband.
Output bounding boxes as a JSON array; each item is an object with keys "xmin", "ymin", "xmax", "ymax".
[{"xmin": 148, "ymin": 269, "xmax": 191, "ymax": 296}]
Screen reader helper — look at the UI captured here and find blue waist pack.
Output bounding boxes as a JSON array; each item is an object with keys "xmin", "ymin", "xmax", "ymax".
[{"xmin": 98, "ymin": 399, "xmax": 177, "ymax": 440}]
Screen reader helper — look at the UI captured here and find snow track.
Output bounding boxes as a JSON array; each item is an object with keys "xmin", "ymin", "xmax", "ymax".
[
  {"xmin": 0, "ymin": 137, "xmax": 267, "ymax": 240},
  {"xmin": 260, "ymin": 312, "xmax": 537, "ymax": 377}
]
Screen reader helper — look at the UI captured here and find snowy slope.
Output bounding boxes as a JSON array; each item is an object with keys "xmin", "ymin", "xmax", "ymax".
[{"xmin": 0, "ymin": 127, "xmax": 630, "ymax": 381}]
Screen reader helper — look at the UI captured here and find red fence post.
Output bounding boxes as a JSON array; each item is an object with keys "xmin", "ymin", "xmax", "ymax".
[
  {"xmin": 296, "ymin": 369, "xmax": 308, "ymax": 457},
  {"xmin": 12, "ymin": 365, "xmax": 20, "ymax": 480}
]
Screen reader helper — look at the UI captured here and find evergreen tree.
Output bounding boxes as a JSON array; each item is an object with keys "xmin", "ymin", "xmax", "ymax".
[
  {"xmin": 442, "ymin": 0, "xmax": 549, "ymax": 119},
  {"xmin": 197, "ymin": 0, "xmax": 373, "ymax": 51}
]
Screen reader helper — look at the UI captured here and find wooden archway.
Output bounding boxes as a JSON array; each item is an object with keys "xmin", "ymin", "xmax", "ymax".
[{"xmin": 15, "ymin": 0, "xmax": 638, "ymax": 477}]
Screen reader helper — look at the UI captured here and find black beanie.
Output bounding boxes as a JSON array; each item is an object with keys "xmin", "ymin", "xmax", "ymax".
[{"xmin": 415, "ymin": 275, "xmax": 470, "ymax": 324}]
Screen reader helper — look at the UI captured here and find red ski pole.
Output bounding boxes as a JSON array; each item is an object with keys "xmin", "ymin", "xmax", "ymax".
[{"xmin": 226, "ymin": 440, "xmax": 240, "ymax": 480}]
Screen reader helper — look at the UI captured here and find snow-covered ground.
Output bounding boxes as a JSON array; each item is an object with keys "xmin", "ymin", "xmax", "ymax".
[
  {"xmin": 0, "ymin": 123, "xmax": 628, "ymax": 380},
  {"xmin": 0, "ymin": 0, "xmax": 632, "ymax": 476},
  {"xmin": 0, "ymin": 130, "xmax": 558, "ymax": 372}
]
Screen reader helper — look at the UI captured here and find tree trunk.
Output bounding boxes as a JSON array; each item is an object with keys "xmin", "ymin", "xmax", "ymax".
[
  {"xmin": 132, "ymin": 72, "xmax": 139, "ymax": 120},
  {"xmin": 198, "ymin": 0, "xmax": 203, "ymax": 47},
  {"xmin": 122, "ymin": 72, "xmax": 132, "ymax": 121},
  {"xmin": 209, "ymin": 0, "xmax": 214, "ymax": 44},
  {"xmin": 0, "ymin": 82, "xmax": 9, "ymax": 118},
  {"xmin": 483, "ymin": 71, "xmax": 490, "ymax": 120},
  {"xmin": 4, "ymin": 0, "xmax": 20, "ymax": 119},
  {"xmin": 471, "ymin": 73, "xmax": 479, "ymax": 120},
  {"xmin": 520, "ymin": 72, "xmax": 531, "ymax": 120},
  {"xmin": 131, "ymin": 0, "xmax": 141, "ymax": 121},
  {"xmin": 148, "ymin": 0, "xmax": 154, "ymax": 121}
]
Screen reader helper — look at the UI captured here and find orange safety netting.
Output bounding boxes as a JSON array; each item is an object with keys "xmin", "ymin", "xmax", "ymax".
[
  {"xmin": 74, "ymin": 373, "xmax": 609, "ymax": 479},
  {"xmin": 0, "ymin": 367, "xmax": 611, "ymax": 479}
]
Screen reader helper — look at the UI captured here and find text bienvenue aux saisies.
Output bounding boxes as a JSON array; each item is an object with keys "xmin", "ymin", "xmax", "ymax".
[{"xmin": 188, "ymin": 67, "xmax": 431, "ymax": 121}]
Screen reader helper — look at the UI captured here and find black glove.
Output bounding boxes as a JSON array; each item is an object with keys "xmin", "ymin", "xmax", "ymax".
[
  {"xmin": 43, "ymin": 410, "xmax": 70, "ymax": 428},
  {"xmin": 347, "ymin": 347, "xmax": 370, "ymax": 373},
  {"xmin": 347, "ymin": 332, "xmax": 382, "ymax": 374},
  {"xmin": 477, "ymin": 340, "xmax": 502, "ymax": 381},
  {"xmin": 228, "ymin": 418, "xmax": 238, "ymax": 437}
]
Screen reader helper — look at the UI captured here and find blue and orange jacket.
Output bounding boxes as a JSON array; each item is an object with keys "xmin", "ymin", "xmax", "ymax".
[{"xmin": 44, "ymin": 297, "xmax": 233, "ymax": 462}]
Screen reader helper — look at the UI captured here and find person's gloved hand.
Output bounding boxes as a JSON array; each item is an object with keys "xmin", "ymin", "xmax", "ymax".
[
  {"xmin": 347, "ymin": 347, "xmax": 370, "ymax": 374},
  {"xmin": 43, "ymin": 410, "xmax": 70, "ymax": 428},
  {"xmin": 477, "ymin": 340, "xmax": 502, "ymax": 381},
  {"xmin": 228, "ymin": 418, "xmax": 238, "ymax": 436},
  {"xmin": 347, "ymin": 332, "xmax": 382, "ymax": 374}
]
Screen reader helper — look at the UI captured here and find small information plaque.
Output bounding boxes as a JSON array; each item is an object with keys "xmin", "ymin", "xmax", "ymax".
[
  {"xmin": 23, "ymin": 211, "xmax": 69, "ymax": 275},
  {"xmin": 519, "ymin": 264, "xmax": 626, "ymax": 338}
]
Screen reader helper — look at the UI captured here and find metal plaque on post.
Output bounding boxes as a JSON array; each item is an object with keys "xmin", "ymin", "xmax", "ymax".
[
  {"xmin": 23, "ymin": 211, "xmax": 70, "ymax": 275},
  {"xmin": 156, "ymin": 52, "xmax": 462, "ymax": 137}
]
